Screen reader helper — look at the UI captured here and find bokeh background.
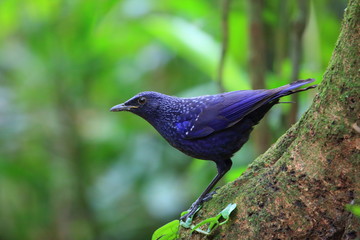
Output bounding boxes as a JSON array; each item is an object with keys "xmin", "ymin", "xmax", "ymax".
[{"xmin": 0, "ymin": 0, "xmax": 346, "ymax": 239}]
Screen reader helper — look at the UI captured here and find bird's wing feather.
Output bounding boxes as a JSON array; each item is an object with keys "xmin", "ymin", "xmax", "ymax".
[{"xmin": 180, "ymin": 90, "xmax": 278, "ymax": 139}]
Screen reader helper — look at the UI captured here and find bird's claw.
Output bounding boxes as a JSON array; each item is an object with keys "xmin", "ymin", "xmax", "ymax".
[
  {"xmin": 203, "ymin": 187, "xmax": 219, "ymax": 202},
  {"xmin": 180, "ymin": 187, "xmax": 220, "ymax": 222},
  {"xmin": 180, "ymin": 200, "xmax": 203, "ymax": 222}
]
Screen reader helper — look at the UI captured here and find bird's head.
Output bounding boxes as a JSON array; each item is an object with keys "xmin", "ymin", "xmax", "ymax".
[{"xmin": 110, "ymin": 91, "xmax": 170, "ymax": 119}]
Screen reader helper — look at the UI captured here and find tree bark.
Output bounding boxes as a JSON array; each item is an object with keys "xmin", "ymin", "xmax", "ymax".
[{"xmin": 179, "ymin": 0, "xmax": 360, "ymax": 238}]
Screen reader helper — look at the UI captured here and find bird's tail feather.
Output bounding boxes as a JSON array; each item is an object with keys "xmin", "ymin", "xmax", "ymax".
[{"xmin": 277, "ymin": 78, "xmax": 317, "ymax": 97}]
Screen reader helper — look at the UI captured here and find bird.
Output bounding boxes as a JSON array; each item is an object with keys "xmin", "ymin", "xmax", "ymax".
[{"xmin": 110, "ymin": 78, "xmax": 316, "ymax": 221}]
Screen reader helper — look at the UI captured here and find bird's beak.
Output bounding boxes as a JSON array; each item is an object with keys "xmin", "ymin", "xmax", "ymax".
[{"xmin": 110, "ymin": 104, "xmax": 138, "ymax": 112}]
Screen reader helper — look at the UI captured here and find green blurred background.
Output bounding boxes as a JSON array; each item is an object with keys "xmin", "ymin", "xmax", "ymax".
[{"xmin": 0, "ymin": 0, "xmax": 346, "ymax": 239}]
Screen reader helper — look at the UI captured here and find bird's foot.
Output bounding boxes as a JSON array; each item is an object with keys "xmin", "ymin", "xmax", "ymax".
[
  {"xmin": 180, "ymin": 188, "xmax": 220, "ymax": 222},
  {"xmin": 203, "ymin": 187, "xmax": 220, "ymax": 202},
  {"xmin": 180, "ymin": 199, "xmax": 203, "ymax": 222}
]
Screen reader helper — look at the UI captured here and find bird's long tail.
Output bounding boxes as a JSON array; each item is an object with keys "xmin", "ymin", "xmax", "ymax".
[{"xmin": 277, "ymin": 78, "xmax": 317, "ymax": 97}]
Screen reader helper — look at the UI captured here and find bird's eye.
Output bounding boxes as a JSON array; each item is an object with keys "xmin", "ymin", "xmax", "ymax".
[{"xmin": 138, "ymin": 97, "xmax": 147, "ymax": 105}]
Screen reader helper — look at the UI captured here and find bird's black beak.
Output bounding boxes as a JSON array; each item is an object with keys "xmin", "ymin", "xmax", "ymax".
[{"xmin": 110, "ymin": 103, "xmax": 138, "ymax": 112}]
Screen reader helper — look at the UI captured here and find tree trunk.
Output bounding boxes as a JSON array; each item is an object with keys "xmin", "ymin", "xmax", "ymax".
[{"xmin": 179, "ymin": 0, "xmax": 360, "ymax": 238}]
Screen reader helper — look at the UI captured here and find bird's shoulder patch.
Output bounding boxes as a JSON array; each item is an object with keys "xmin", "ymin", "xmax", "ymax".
[{"xmin": 174, "ymin": 95, "xmax": 225, "ymax": 139}]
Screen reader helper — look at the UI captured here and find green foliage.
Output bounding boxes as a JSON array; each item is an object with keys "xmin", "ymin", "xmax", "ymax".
[
  {"xmin": 180, "ymin": 203, "xmax": 237, "ymax": 235},
  {"xmin": 346, "ymin": 204, "xmax": 360, "ymax": 218},
  {"xmin": 142, "ymin": 16, "xmax": 249, "ymax": 91},
  {"xmin": 152, "ymin": 220, "xmax": 179, "ymax": 240}
]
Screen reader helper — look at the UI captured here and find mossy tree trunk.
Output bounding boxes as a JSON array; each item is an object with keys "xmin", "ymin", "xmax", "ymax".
[{"xmin": 179, "ymin": 0, "xmax": 360, "ymax": 239}]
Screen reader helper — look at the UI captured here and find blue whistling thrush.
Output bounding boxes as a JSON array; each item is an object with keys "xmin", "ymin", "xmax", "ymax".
[{"xmin": 110, "ymin": 78, "xmax": 316, "ymax": 221}]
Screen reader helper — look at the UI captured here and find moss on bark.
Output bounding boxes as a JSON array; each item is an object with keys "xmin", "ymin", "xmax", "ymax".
[{"xmin": 179, "ymin": 0, "xmax": 360, "ymax": 239}]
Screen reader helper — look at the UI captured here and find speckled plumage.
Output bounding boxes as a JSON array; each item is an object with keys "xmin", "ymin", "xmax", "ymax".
[{"xmin": 110, "ymin": 78, "xmax": 316, "ymax": 220}]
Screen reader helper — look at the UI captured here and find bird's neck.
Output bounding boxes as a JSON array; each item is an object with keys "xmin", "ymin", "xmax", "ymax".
[{"xmin": 141, "ymin": 98, "xmax": 182, "ymax": 140}]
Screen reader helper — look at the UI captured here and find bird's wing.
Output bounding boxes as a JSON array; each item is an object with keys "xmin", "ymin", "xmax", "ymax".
[
  {"xmin": 178, "ymin": 78, "xmax": 316, "ymax": 139},
  {"xmin": 176, "ymin": 79, "xmax": 316, "ymax": 139},
  {"xmin": 178, "ymin": 89, "xmax": 277, "ymax": 139}
]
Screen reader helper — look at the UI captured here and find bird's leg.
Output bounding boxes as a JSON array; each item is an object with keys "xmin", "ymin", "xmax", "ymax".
[{"xmin": 180, "ymin": 159, "xmax": 232, "ymax": 221}]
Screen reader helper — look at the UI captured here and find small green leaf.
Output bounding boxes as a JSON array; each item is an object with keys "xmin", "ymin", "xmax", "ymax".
[
  {"xmin": 191, "ymin": 216, "xmax": 219, "ymax": 234},
  {"xmin": 152, "ymin": 220, "xmax": 179, "ymax": 240},
  {"xmin": 179, "ymin": 216, "xmax": 192, "ymax": 229},
  {"xmin": 187, "ymin": 203, "xmax": 237, "ymax": 235},
  {"xmin": 219, "ymin": 203, "xmax": 237, "ymax": 225},
  {"xmin": 346, "ymin": 204, "xmax": 360, "ymax": 217},
  {"xmin": 180, "ymin": 210, "xmax": 189, "ymax": 217}
]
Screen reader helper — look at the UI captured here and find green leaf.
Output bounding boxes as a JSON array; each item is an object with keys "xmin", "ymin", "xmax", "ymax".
[
  {"xmin": 346, "ymin": 204, "xmax": 360, "ymax": 217},
  {"xmin": 151, "ymin": 220, "xmax": 179, "ymax": 240},
  {"xmin": 186, "ymin": 203, "xmax": 237, "ymax": 235},
  {"xmin": 191, "ymin": 216, "xmax": 219, "ymax": 234},
  {"xmin": 219, "ymin": 203, "xmax": 237, "ymax": 225},
  {"xmin": 179, "ymin": 216, "xmax": 192, "ymax": 229}
]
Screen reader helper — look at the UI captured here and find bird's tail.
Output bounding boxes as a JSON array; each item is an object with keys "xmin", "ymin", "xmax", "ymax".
[{"xmin": 276, "ymin": 78, "xmax": 317, "ymax": 98}]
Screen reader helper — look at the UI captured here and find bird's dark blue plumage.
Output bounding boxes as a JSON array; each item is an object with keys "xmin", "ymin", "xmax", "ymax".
[{"xmin": 110, "ymin": 78, "xmax": 316, "ymax": 220}]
